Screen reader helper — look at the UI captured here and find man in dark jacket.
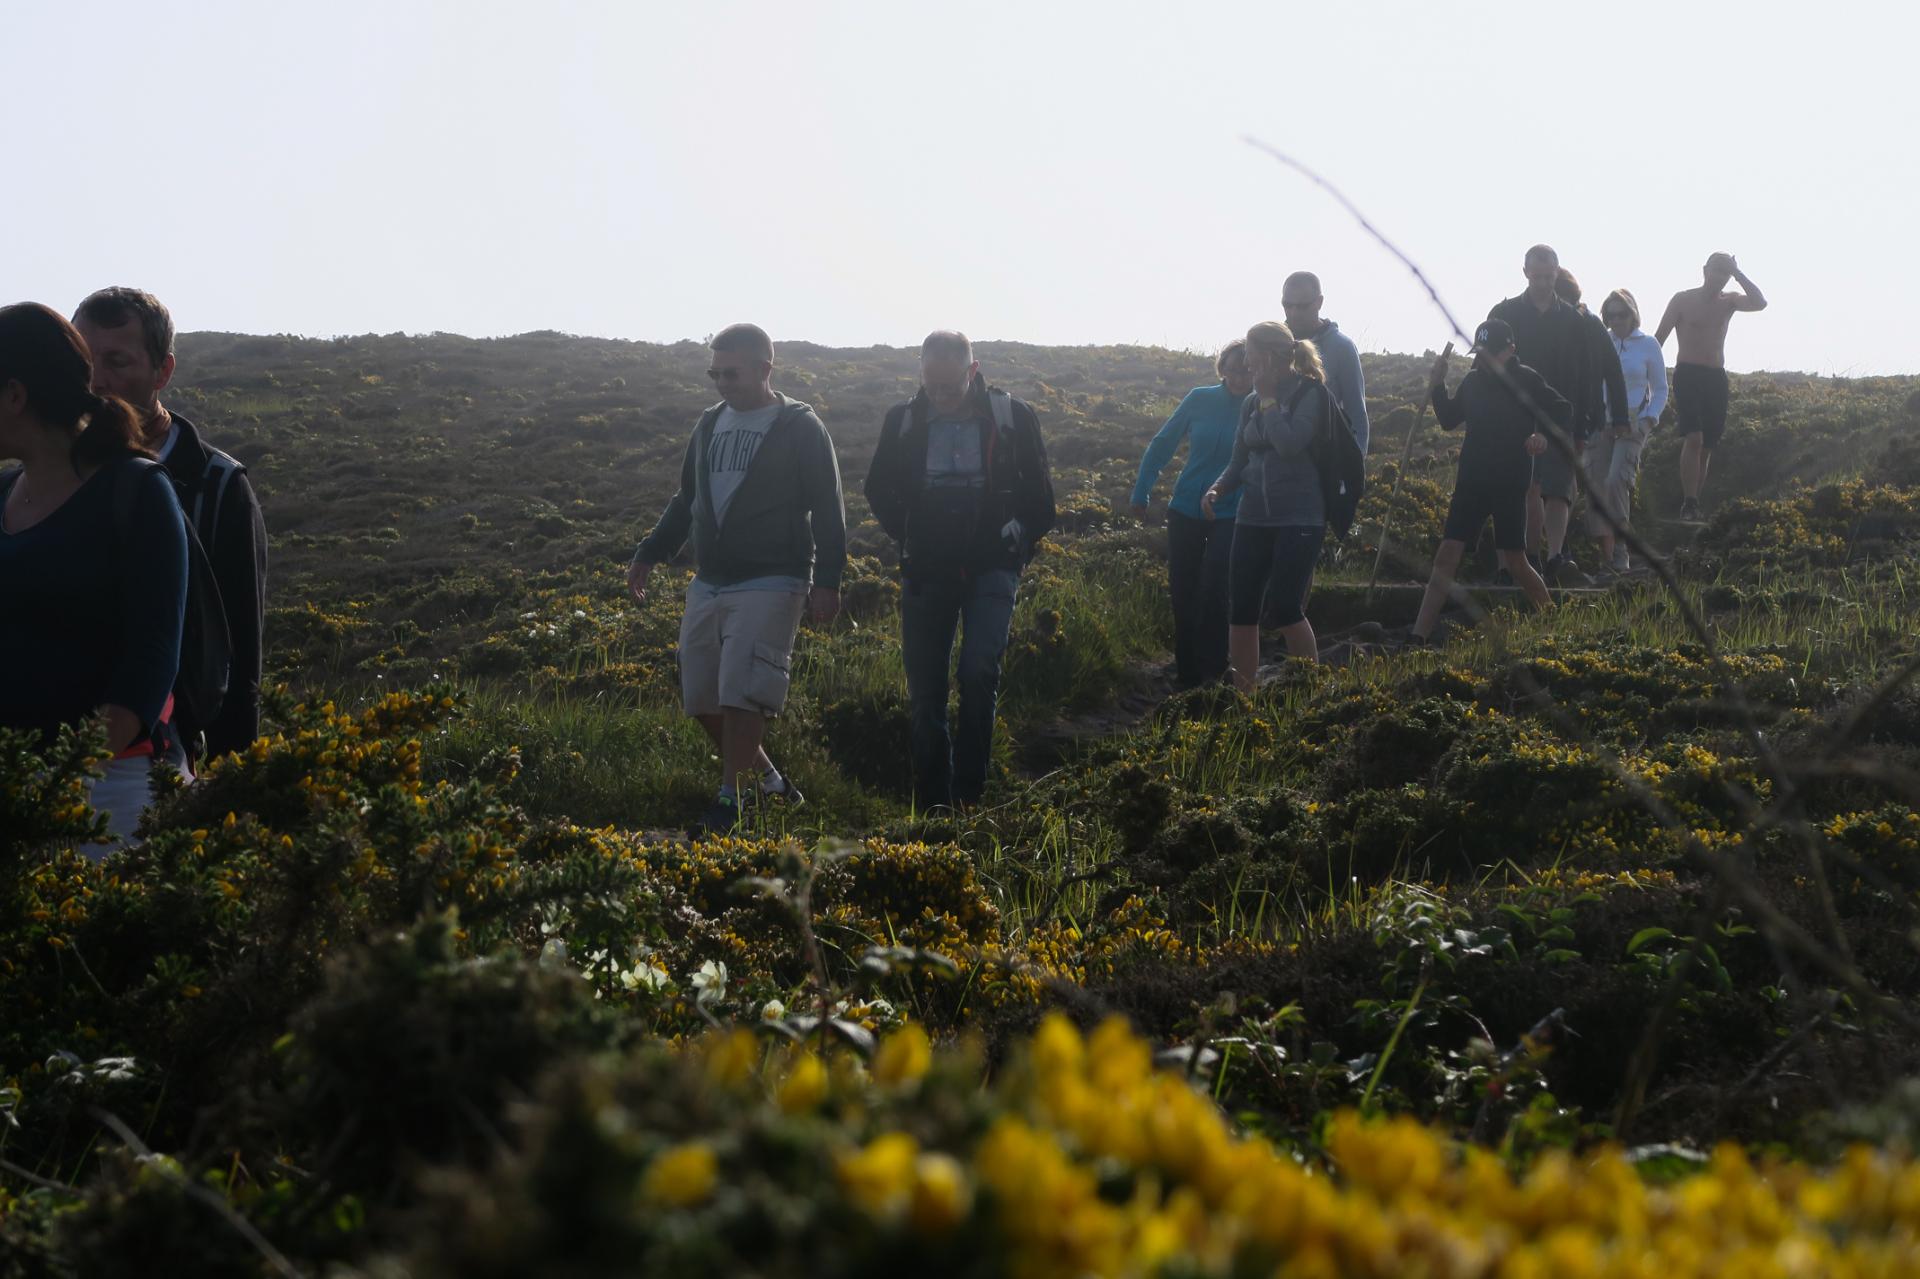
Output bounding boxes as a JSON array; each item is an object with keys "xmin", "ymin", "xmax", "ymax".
[
  {"xmin": 74, "ymin": 287, "xmax": 268, "ymax": 763},
  {"xmin": 865, "ymin": 331, "xmax": 1054, "ymax": 811},
  {"xmin": 1487, "ymin": 245, "xmax": 1626, "ymax": 579},
  {"xmin": 629, "ymin": 323, "xmax": 846, "ymax": 835}
]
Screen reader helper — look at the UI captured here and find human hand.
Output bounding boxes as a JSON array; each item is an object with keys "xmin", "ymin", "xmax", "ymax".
[
  {"xmin": 1200, "ymin": 489, "xmax": 1219, "ymax": 520},
  {"xmin": 1129, "ymin": 502, "xmax": 1149, "ymax": 520},
  {"xmin": 1524, "ymin": 433, "xmax": 1547, "ymax": 457},
  {"xmin": 809, "ymin": 586, "xmax": 841, "ymax": 625},
  {"xmin": 1429, "ymin": 342, "xmax": 1454, "ymax": 388},
  {"xmin": 627, "ymin": 561, "xmax": 653, "ymax": 603}
]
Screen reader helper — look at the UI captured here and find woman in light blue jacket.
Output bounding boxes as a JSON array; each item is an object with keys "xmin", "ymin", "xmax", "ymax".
[{"xmin": 1588, "ymin": 289, "xmax": 1667, "ymax": 572}]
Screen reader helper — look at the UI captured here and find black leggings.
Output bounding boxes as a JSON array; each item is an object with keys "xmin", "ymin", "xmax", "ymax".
[
  {"xmin": 1166, "ymin": 510, "xmax": 1232, "ymax": 686},
  {"xmin": 1229, "ymin": 524, "xmax": 1323, "ymax": 627}
]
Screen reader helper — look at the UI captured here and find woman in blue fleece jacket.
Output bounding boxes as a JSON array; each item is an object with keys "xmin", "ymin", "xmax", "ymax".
[{"xmin": 1129, "ymin": 342, "xmax": 1254, "ymax": 688}]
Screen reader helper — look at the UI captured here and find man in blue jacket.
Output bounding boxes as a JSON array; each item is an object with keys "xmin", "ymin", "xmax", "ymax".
[{"xmin": 1281, "ymin": 271, "xmax": 1370, "ymax": 454}]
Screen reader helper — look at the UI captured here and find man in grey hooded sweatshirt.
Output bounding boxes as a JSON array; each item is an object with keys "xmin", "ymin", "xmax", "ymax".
[
  {"xmin": 629, "ymin": 323, "xmax": 846, "ymax": 836},
  {"xmin": 1281, "ymin": 272, "xmax": 1370, "ymax": 454}
]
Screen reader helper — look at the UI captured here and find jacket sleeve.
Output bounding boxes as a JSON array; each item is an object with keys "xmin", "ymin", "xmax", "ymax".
[
  {"xmin": 203, "ymin": 469, "xmax": 267, "ymax": 757},
  {"xmin": 1213, "ymin": 401, "xmax": 1255, "ymax": 494},
  {"xmin": 1596, "ymin": 319, "xmax": 1629, "ymax": 430},
  {"xmin": 1130, "ymin": 391, "xmax": 1195, "ymax": 506},
  {"xmin": 1328, "ymin": 343, "xmax": 1370, "ymax": 455},
  {"xmin": 1012, "ymin": 399, "xmax": 1055, "ymax": 544},
  {"xmin": 106, "ymin": 464, "xmax": 188, "ymax": 739},
  {"xmin": 634, "ymin": 430, "xmax": 700, "ymax": 567},
  {"xmin": 1431, "ymin": 377, "xmax": 1467, "ymax": 430},
  {"xmin": 802, "ymin": 413, "xmax": 848, "ymax": 590},
  {"xmin": 863, "ymin": 405, "xmax": 910, "ymax": 543},
  {"xmin": 1524, "ymin": 368, "xmax": 1573, "ymax": 430}
]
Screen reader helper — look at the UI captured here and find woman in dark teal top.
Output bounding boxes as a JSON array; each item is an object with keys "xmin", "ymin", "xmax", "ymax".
[
  {"xmin": 1130, "ymin": 342, "xmax": 1253, "ymax": 688},
  {"xmin": 0, "ymin": 302, "xmax": 188, "ymax": 843}
]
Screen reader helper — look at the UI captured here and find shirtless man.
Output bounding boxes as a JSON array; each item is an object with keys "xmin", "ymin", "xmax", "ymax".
[{"xmin": 1654, "ymin": 253, "xmax": 1767, "ymax": 520}]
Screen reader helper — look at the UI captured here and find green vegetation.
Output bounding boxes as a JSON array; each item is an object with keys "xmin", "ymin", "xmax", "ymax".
[{"xmin": 5, "ymin": 331, "xmax": 1920, "ymax": 1274}]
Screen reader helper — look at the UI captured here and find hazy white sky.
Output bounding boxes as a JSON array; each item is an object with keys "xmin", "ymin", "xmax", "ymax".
[{"xmin": 15, "ymin": 1, "xmax": 1917, "ymax": 373}]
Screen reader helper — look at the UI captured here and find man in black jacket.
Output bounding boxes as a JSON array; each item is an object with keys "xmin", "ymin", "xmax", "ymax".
[
  {"xmin": 74, "ymin": 287, "xmax": 268, "ymax": 763},
  {"xmin": 864, "ymin": 332, "xmax": 1054, "ymax": 811},
  {"xmin": 1487, "ymin": 245, "xmax": 1626, "ymax": 579},
  {"xmin": 629, "ymin": 323, "xmax": 846, "ymax": 835}
]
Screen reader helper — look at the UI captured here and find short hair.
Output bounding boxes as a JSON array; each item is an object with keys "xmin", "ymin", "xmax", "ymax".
[
  {"xmin": 920, "ymin": 330, "xmax": 973, "ymax": 363},
  {"xmin": 710, "ymin": 323, "xmax": 773, "ymax": 363},
  {"xmin": 1601, "ymin": 288, "xmax": 1641, "ymax": 329},
  {"xmin": 1553, "ymin": 267, "xmax": 1581, "ymax": 305},
  {"xmin": 1215, "ymin": 339, "xmax": 1248, "ymax": 377},
  {"xmin": 1525, "ymin": 243, "xmax": 1559, "ymax": 267},
  {"xmin": 73, "ymin": 287, "xmax": 174, "ymax": 367},
  {"xmin": 1281, "ymin": 271, "xmax": 1322, "ymax": 299}
]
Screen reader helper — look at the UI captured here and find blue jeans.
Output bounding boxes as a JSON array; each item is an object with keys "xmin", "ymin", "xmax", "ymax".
[{"xmin": 900, "ymin": 569, "xmax": 1019, "ymax": 809}]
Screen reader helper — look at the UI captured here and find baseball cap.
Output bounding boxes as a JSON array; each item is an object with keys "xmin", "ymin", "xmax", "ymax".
[{"xmin": 1470, "ymin": 319, "xmax": 1515, "ymax": 353}]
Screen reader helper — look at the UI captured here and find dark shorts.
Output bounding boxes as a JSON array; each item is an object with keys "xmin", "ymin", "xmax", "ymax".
[
  {"xmin": 1229, "ymin": 523, "xmax": 1322, "ymax": 627},
  {"xmin": 1673, "ymin": 363, "xmax": 1731, "ymax": 450},
  {"xmin": 1443, "ymin": 474, "xmax": 1528, "ymax": 552},
  {"xmin": 1532, "ymin": 442, "xmax": 1578, "ymax": 503}
]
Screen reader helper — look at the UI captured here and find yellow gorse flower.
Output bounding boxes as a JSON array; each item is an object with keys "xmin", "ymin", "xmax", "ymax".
[{"xmin": 641, "ymin": 1141, "xmax": 718, "ymax": 1208}]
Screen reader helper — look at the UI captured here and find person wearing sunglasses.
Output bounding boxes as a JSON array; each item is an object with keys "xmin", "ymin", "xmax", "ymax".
[
  {"xmin": 628, "ymin": 323, "xmax": 846, "ymax": 836},
  {"xmin": 1588, "ymin": 289, "xmax": 1666, "ymax": 572}
]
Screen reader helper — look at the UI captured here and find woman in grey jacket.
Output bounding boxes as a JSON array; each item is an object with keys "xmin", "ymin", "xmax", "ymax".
[{"xmin": 1202, "ymin": 321, "xmax": 1330, "ymax": 687}]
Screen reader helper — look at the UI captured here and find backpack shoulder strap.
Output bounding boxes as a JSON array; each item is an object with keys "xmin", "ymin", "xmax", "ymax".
[
  {"xmin": 988, "ymin": 388, "xmax": 1015, "ymax": 436},
  {"xmin": 987, "ymin": 389, "xmax": 1012, "ymax": 433},
  {"xmin": 193, "ymin": 447, "xmax": 244, "ymax": 549}
]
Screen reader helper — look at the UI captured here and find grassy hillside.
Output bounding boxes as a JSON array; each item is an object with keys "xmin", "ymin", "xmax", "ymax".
[{"xmin": 5, "ymin": 333, "xmax": 1920, "ymax": 1275}]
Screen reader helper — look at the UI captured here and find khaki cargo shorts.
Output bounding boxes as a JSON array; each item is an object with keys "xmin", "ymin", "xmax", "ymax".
[{"xmin": 678, "ymin": 580, "xmax": 808, "ymax": 717}]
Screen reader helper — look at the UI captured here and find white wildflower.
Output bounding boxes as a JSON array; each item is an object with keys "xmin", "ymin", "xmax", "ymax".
[{"xmin": 690, "ymin": 959, "xmax": 729, "ymax": 1003}]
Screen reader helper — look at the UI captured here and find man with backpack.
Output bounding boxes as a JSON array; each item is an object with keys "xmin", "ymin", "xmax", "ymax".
[
  {"xmin": 865, "ymin": 332, "xmax": 1054, "ymax": 812},
  {"xmin": 1280, "ymin": 271, "xmax": 1371, "ymax": 454},
  {"xmin": 74, "ymin": 288, "xmax": 265, "ymax": 765},
  {"xmin": 629, "ymin": 324, "xmax": 845, "ymax": 836}
]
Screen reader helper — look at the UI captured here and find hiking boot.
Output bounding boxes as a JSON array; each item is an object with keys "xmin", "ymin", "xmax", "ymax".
[
  {"xmin": 1610, "ymin": 544, "xmax": 1631, "ymax": 573},
  {"xmin": 690, "ymin": 794, "xmax": 746, "ymax": 839},
  {"xmin": 1545, "ymin": 553, "xmax": 1578, "ymax": 585},
  {"xmin": 1678, "ymin": 497, "xmax": 1702, "ymax": 522}
]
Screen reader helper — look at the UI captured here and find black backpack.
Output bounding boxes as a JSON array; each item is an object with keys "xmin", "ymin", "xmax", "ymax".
[
  {"xmin": 111, "ymin": 458, "xmax": 233, "ymax": 737},
  {"xmin": 1292, "ymin": 380, "xmax": 1366, "ymax": 540}
]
